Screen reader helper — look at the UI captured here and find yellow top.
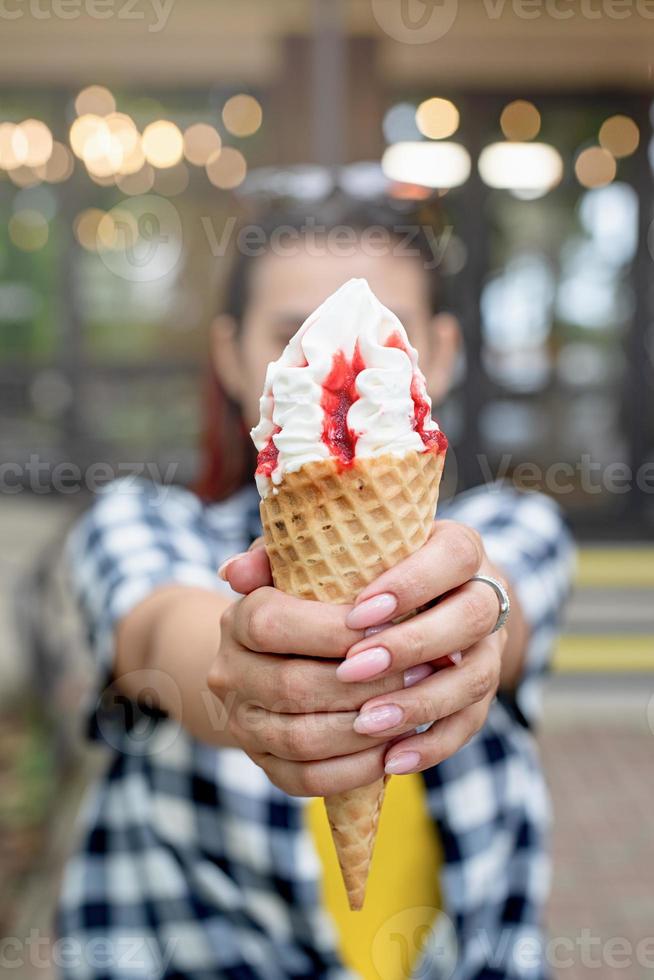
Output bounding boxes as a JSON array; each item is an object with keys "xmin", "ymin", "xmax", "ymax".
[{"xmin": 306, "ymin": 774, "xmax": 443, "ymax": 980}]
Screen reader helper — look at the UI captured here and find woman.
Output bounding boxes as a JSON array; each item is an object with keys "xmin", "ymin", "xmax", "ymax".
[{"xmin": 59, "ymin": 194, "xmax": 573, "ymax": 980}]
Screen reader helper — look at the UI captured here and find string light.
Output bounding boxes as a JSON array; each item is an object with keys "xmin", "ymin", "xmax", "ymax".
[
  {"xmin": 75, "ymin": 85, "xmax": 115, "ymax": 117},
  {"xmin": 184, "ymin": 123, "xmax": 221, "ymax": 166},
  {"xmin": 9, "ymin": 210, "xmax": 49, "ymax": 251},
  {"xmin": 478, "ymin": 142, "xmax": 563, "ymax": 193},
  {"xmin": 15, "ymin": 119, "xmax": 53, "ymax": 167},
  {"xmin": 9, "ymin": 167, "xmax": 42, "ymax": 188},
  {"xmin": 74, "ymin": 208, "xmax": 104, "ymax": 250},
  {"xmin": 153, "ymin": 161, "xmax": 189, "ymax": 196},
  {"xmin": 415, "ymin": 98, "xmax": 460, "ymax": 140},
  {"xmin": 382, "ymin": 141, "xmax": 470, "ymax": 189},
  {"xmin": 142, "ymin": 120, "xmax": 184, "ymax": 168},
  {"xmin": 206, "ymin": 146, "xmax": 247, "ymax": 188},
  {"xmin": 222, "ymin": 95, "xmax": 262, "ymax": 137},
  {"xmin": 35, "ymin": 141, "xmax": 74, "ymax": 183},
  {"xmin": 575, "ymin": 146, "xmax": 616, "ymax": 188},
  {"xmin": 500, "ymin": 100, "xmax": 541, "ymax": 141},
  {"xmin": 599, "ymin": 115, "xmax": 639, "ymax": 158},
  {"xmin": 116, "ymin": 164, "xmax": 155, "ymax": 195}
]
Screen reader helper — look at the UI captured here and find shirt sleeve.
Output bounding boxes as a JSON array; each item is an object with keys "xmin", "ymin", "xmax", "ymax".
[
  {"xmin": 443, "ymin": 485, "xmax": 576, "ymax": 726},
  {"xmin": 65, "ymin": 478, "xmax": 233, "ymax": 743}
]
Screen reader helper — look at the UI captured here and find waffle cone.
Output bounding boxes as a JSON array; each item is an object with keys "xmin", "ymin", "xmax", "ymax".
[{"xmin": 260, "ymin": 448, "xmax": 445, "ymax": 910}]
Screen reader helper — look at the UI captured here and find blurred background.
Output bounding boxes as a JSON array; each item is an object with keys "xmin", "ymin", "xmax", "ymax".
[{"xmin": 1, "ymin": 2, "xmax": 653, "ymax": 978}]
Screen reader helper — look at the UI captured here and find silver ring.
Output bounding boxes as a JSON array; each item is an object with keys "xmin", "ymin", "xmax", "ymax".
[{"xmin": 470, "ymin": 574, "xmax": 511, "ymax": 633}]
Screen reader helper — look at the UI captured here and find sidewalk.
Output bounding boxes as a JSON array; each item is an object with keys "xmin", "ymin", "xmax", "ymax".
[{"xmin": 542, "ymin": 675, "xmax": 654, "ymax": 980}]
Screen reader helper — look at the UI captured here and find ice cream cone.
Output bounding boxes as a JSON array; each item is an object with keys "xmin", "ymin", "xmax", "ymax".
[{"xmin": 260, "ymin": 448, "xmax": 445, "ymax": 909}]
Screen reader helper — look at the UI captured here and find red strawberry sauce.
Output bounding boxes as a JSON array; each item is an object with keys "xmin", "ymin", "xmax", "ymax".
[
  {"xmin": 320, "ymin": 341, "xmax": 366, "ymax": 465},
  {"xmin": 255, "ymin": 334, "xmax": 447, "ymax": 476},
  {"xmin": 256, "ymin": 425, "xmax": 280, "ymax": 478},
  {"xmin": 384, "ymin": 331, "xmax": 448, "ymax": 454}
]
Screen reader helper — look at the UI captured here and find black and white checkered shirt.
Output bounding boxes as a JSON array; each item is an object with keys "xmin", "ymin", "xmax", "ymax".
[{"xmin": 58, "ymin": 477, "xmax": 574, "ymax": 980}]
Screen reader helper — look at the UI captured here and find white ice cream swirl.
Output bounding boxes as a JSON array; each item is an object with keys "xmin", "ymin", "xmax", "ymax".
[{"xmin": 251, "ymin": 278, "xmax": 440, "ymax": 497}]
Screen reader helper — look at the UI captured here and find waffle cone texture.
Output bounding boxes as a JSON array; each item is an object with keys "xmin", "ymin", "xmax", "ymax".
[{"xmin": 260, "ymin": 448, "xmax": 445, "ymax": 910}]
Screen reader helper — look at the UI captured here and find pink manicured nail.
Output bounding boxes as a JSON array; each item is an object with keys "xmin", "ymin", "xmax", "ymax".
[
  {"xmin": 354, "ymin": 704, "xmax": 403, "ymax": 735},
  {"xmin": 449, "ymin": 651, "xmax": 463, "ymax": 666},
  {"xmin": 403, "ymin": 664, "xmax": 433, "ymax": 688},
  {"xmin": 385, "ymin": 750, "xmax": 421, "ymax": 775},
  {"xmin": 336, "ymin": 647, "xmax": 391, "ymax": 682},
  {"xmin": 217, "ymin": 552, "xmax": 248, "ymax": 581},
  {"xmin": 346, "ymin": 593, "xmax": 397, "ymax": 630}
]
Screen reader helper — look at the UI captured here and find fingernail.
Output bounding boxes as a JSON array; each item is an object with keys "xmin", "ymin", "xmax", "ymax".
[
  {"xmin": 346, "ymin": 593, "xmax": 397, "ymax": 630},
  {"xmin": 449, "ymin": 651, "xmax": 463, "ymax": 666},
  {"xmin": 385, "ymin": 750, "xmax": 421, "ymax": 775},
  {"xmin": 403, "ymin": 664, "xmax": 433, "ymax": 688},
  {"xmin": 364, "ymin": 622, "xmax": 392, "ymax": 638},
  {"xmin": 354, "ymin": 704, "xmax": 403, "ymax": 735},
  {"xmin": 217, "ymin": 552, "xmax": 247, "ymax": 581},
  {"xmin": 336, "ymin": 647, "xmax": 391, "ymax": 682}
]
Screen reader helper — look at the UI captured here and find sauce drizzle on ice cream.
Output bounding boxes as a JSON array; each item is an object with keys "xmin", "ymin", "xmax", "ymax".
[
  {"xmin": 256, "ymin": 425, "xmax": 280, "ymax": 478},
  {"xmin": 385, "ymin": 330, "xmax": 448, "ymax": 455},
  {"xmin": 251, "ymin": 279, "xmax": 447, "ymax": 494},
  {"xmin": 320, "ymin": 341, "xmax": 365, "ymax": 465}
]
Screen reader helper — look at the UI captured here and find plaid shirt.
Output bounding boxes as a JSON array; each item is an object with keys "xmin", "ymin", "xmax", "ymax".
[{"xmin": 58, "ymin": 477, "xmax": 574, "ymax": 980}]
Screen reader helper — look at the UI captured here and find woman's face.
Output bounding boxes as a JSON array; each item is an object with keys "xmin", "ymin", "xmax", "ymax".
[{"xmin": 213, "ymin": 242, "xmax": 458, "ymax": 430}]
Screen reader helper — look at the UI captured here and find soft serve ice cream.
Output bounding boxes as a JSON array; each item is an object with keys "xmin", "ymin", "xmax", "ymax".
[{"xmin": 251, "ymin": 278, "xmax": 447, "ymax": 497}]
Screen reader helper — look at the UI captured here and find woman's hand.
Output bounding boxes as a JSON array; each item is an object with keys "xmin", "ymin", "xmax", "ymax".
[
  {"xmin": 208, "ymin": 580, "xmax": 429, "ymax": 797},
  {"xmin": 337, "ymin": 520, "xmax": 510, "ymax": 775},
  {"xmin": 212, "ymin": 519, "xmax": 513, "ymax": 791}
]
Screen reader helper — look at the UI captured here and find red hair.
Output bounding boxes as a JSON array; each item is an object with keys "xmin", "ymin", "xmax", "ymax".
[{"xmin": 193, "ymin": 367, "xmax": 255, "ymax": 503}]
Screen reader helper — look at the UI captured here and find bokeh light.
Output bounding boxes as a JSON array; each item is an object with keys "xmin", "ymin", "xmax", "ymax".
[
  {"xmin": 206, "ymin": 146, "xmax": 247, "ymax": 188},
  {"xmin": 9, "ymin": 209, "xmax": 49, "ymax": 251},
  {"xmin": 479, "ymin": 142, "xmax": 563, "ymax": 193},
  {"xmin": 35, "ymin": 141, "xmax": 74, "ymax": 183},
  {"xmin": 575, "ymin": 146, "xmax": 616, "ymax": 188},
  {"xmin": 382, "ymin": 102, "xmax": 420, "ymax": 144},
  {"xmin": 415, "ymin": 98, "xmax": 460, "ymax": 140},
  {"xmin": 500, "ymin": 100, "xmax": 541, "ymax": 141},
  {"xmin": 16, "ymin": 119, "xmax": 53, "ymax": 167},
  {"xmin": 9, "ymin": 167, "xmax": 42, "ymax": 188},
  {"xmin": 153, "ymin": 161, "xmax": 189, "ymax": 196},
  {"xmin": 141, "ymin": 120, "xmax": 184, "ymax": 168},
  {"xmin": 222, "ymin": 95, "xmax": 262, "ymax": 137},
  {"xmin": 106, "ymin": 113, "xmax": 139, "ymax": 156},
  {"xmin": 116, "ymin": 164, "xmax": 155, "ymax": 195},
  {"xmin": 0, "ymin": 123, "xmax": 21, "ymax": 169},
  {"xmin": 97, "ymin": 208, "xmax": 139, "ymax": 251},
  {"xmin": 382, "ymin": 141, "xmax": 470, "ymax": 188},
  {"xmin": 75, "ymin": 85, "xmax": 116, "ymax": 117},
  {"xmin": 599, "ymin": 115, "xmax": 639, "ymax": 159},
  {"xmin": 70, "ymin": 115, "xmax": 103, "ymax": 158},
  {"xmin": 184, "ymin": 123, "xmax": 221, "ymax": 166},
  {"xmin": 74, "ymin": 208, "xmax": 104, "ymax": 250}
]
